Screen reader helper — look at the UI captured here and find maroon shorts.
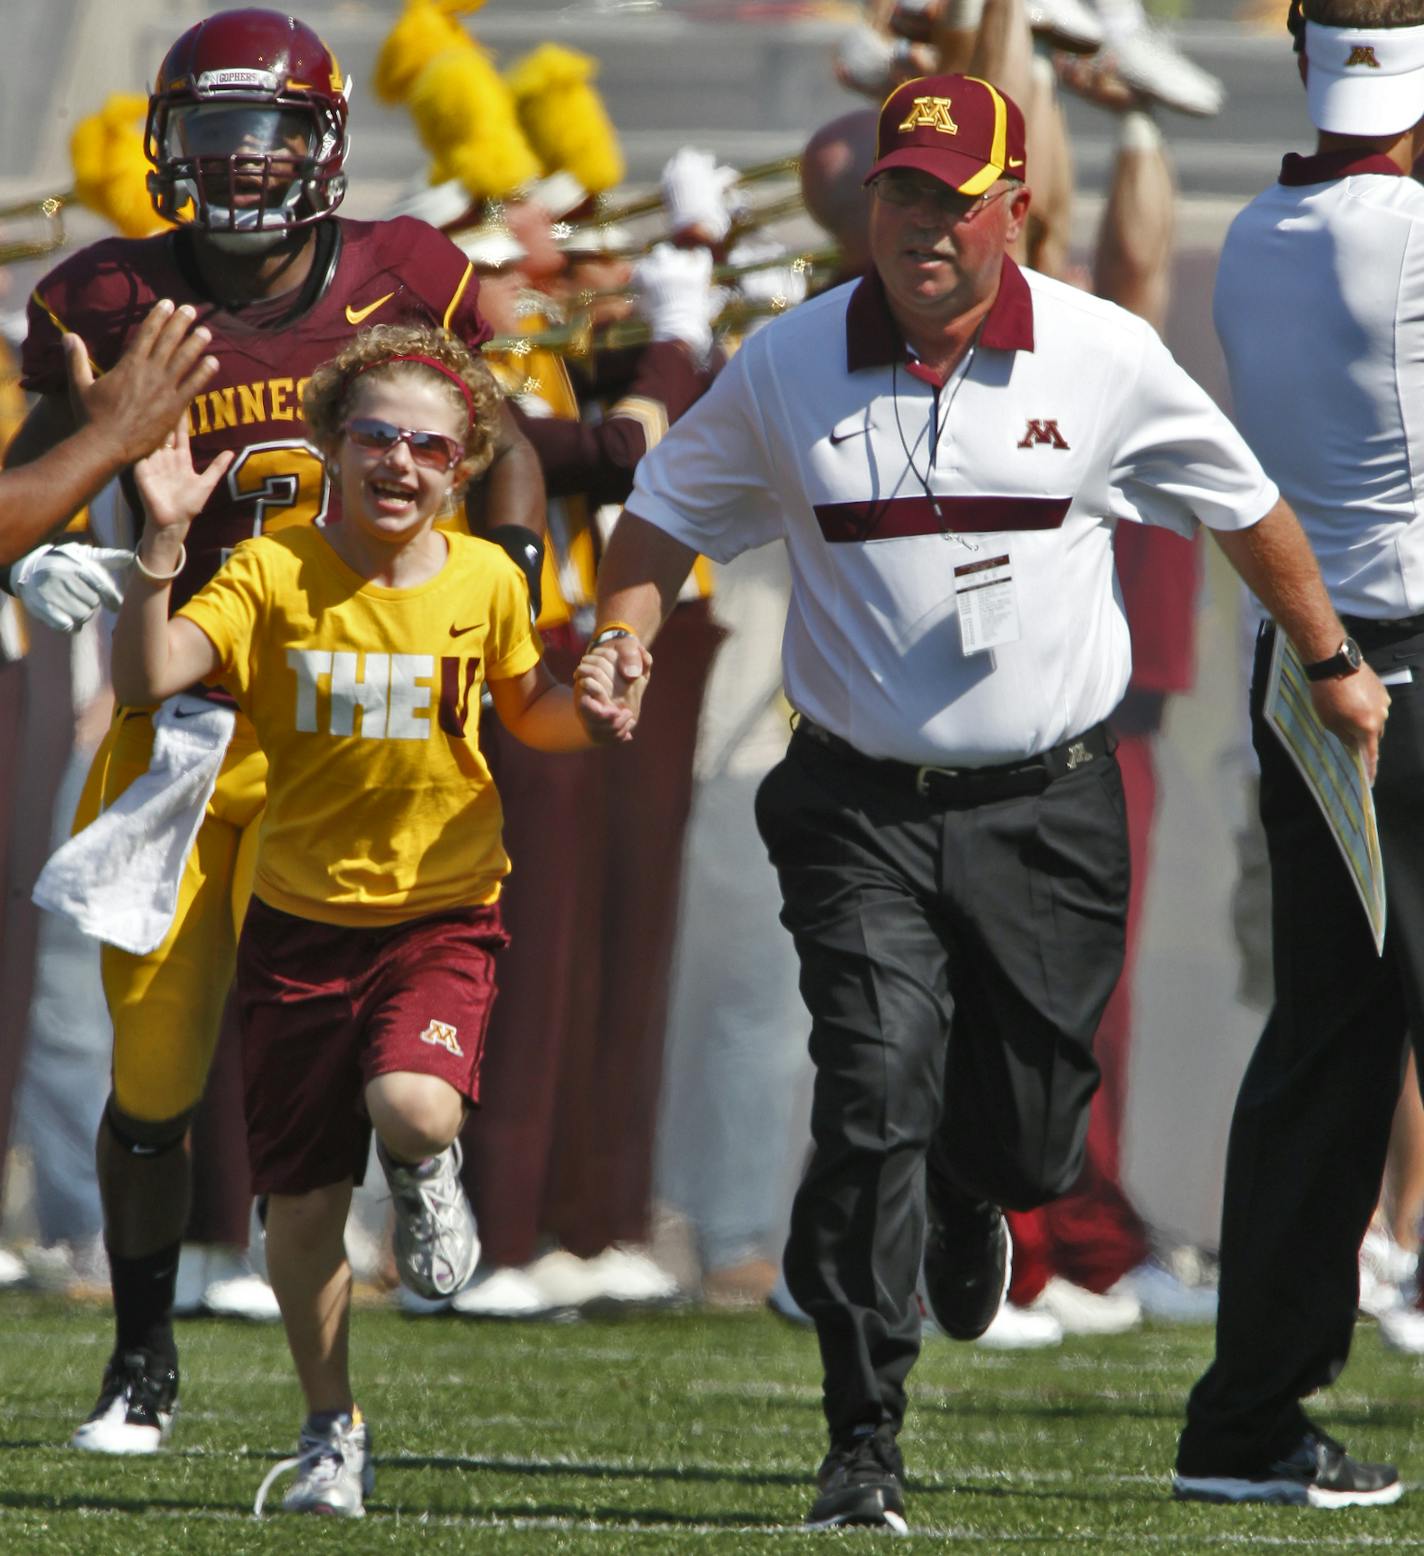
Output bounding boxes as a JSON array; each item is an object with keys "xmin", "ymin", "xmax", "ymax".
[{"xmin": 236, "ymin": 896, "xmax": 508, "ymax": 1194}]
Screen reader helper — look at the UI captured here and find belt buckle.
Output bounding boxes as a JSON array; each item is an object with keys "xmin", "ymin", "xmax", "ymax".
[{"xmin": 915, "ymin": 763, "xmax": 958, "ymax": 798}]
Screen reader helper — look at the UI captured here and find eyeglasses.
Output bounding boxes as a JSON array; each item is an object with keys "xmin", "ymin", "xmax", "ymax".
[
  {"xmin": 343, "ymin": 417, "xmax": 464, "ymax": 472},
  {"xmin": 871, "ymin": 172, "xmax": 1016, "ymax": 222}
]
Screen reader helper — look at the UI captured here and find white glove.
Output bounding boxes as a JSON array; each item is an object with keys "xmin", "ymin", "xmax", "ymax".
[
  {"xmin": 727, "ymin": 238, "xmax": 810, "ymax": 314},
  {"xmin": 633, "ymin": 243, "xmax": 716, "ymax": 359},
  {"xmin": 835, "ymin": 26, "xmax": 911, "ymax": 98},
  {"xmin": 11, "ymin": 542, "xmax": 133, "ymax": 633},
  {"xmin": 660, "ymin": 147, "xmax": 739, "ymax": 244}
]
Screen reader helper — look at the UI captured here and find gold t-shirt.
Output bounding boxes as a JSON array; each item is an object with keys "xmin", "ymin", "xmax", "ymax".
[{"xmin": 180, "ymin": 526, "xmax": 542, "ymax": 926}]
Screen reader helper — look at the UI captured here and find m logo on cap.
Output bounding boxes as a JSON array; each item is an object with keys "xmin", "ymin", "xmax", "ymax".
[
  {"xmin": 1345, "ymin": 44, "xmax": 1381, "ymax": 67},
  {"xmin": 897, "ymin": 96, "xmax": 959, "ymax": 136}
]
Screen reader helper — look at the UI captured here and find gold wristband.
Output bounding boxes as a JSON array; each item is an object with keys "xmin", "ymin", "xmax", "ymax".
[
  {"xmin": 133, "ymin": 543, "xmax": 187, "ymax": 582},
  {"xmin": 589, "ymin": 619, "xmax": 640, "ymax": 648}
]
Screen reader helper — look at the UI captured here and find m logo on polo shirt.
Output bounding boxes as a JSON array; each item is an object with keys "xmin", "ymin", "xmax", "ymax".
[
  {"xmin": 419, "ymin": 1019, "xmax": 464, "ymax": 1058},
  {"xmin": 1017, "ymin": 419, "xmax": 1070, "ymax": 449},
  {"xmin": 898, "ymin": 96, "xmax": 958, "ymax": 135},
  {"xmin": 1345, "ymin": 44, "xmax": 1381, "ymax": 67}
]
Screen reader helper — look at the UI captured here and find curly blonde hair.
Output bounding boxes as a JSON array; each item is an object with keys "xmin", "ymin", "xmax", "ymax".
[{"xmin": 302, "ymin": 323, "xmax": 502, "ymax": 486}]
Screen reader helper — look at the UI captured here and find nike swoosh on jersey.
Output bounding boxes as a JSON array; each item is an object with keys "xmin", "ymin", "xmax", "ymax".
[
  {"xmin": 1007, "ymin": 157, "xmax": 1024, "ymax": 169},
  {"xmin": 449, "ymin": 622, "xmax": 486, "ymax": 638},
  {"xmin": 345, "ymin": 290, "xmax": 397, "ymax": 325}
]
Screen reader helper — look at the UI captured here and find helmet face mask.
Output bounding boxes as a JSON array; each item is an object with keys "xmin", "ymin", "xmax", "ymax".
[{"xmin": 146, "ymin": 9, "xmax": 350, "ymax": 238}]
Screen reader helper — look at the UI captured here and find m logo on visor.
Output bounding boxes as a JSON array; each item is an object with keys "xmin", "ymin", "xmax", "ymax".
[
  {"xmin": 898, "ymin": 96, "xmax": 959, "ymax": 135},
  {"xmin": 1345, "ymin": 44, "xmax": 1381, "ymax": 66}
]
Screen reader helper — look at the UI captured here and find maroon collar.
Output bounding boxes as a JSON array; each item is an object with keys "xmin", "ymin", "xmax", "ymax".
[
  {"xmin": 1279, "ymin": 150, "xmax": 1405, "ymax": 186},
  {"xmin": 845, "ymin": 255, "xmax": 1035, "ymax": 379}
]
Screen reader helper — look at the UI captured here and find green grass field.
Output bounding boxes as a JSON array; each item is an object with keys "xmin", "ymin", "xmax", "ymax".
[{"xmin": 2, "ymin": 1291, "xmax": 1423, "ymax": 1553}]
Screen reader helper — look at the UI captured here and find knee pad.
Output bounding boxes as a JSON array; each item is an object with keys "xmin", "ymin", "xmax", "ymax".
[{"xmin": 103, "ymin": 1099, "xmax": 189, "ymax": 1159}]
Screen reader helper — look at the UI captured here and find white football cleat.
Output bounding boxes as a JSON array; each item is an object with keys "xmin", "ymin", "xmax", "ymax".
[
  {"xmin": 70, "ymin": 1351, "xmax": 178, "ymax": 1455},
  {"xmin": 1030, "ymin": 1275, "xmax": 1142, "ymax": 1335},
  {"xmin": 975, "ymin": 1301, "xmax": 1063, "ymax": 1350}
]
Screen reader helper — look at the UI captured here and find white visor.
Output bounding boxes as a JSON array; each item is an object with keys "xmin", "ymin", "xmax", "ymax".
[{"xmin": 1305, "ymin": 21, "xmax": 1424, "ymax": 136}]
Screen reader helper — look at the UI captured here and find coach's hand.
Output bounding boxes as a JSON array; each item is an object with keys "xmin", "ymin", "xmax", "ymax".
[
  {"xmin": 1310, "ymin": 661, "xmax": 1390, "ymax": 784},
  {"xmin": 573, "ymin": 634, "xmax": 652, "ymax": 744}
]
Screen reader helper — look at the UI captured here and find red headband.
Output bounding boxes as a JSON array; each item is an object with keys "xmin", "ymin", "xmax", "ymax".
[{"xmin": 354, "ymin": 353, "xmax": 475, "ymax": 427}]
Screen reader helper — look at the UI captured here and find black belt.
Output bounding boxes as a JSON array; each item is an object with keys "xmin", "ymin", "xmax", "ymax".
[
  {"xmin": 792, "ymin": 718, "xmax": 1114, "ymax": 806},
  {"xmin": 1340, "ymin": 612, "xmax": 1424, "ymax": 660}
]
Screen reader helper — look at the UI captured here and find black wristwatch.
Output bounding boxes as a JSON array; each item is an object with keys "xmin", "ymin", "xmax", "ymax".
[{"xmin": 1303, "ymin": 637, "xmax": 1364, "ymax": 681}]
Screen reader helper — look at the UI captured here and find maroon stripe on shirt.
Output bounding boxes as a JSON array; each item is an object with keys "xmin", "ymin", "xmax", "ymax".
[{"xmin": 814, "ymin": 494, "xmax": 1071, "ymax": 542}]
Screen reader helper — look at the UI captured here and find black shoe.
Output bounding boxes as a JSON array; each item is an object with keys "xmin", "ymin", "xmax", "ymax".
[
  {"xmin": 805, "ymin": 1424, "xmax": 909, "ymax": 1532},
  {"xmin": 70, "ymin": 1350, "xmax": 179, "ymax": 1455},
  {"xmin": 1173, "ymin": 1427, "xmax": 1401, "ymax": 1508},
  {"xmin": 922, "ymin": 1188, "xmax": 1009, "ymax": 1341}
]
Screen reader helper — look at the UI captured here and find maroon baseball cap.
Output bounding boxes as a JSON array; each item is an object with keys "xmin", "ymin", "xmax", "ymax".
[{"xmin": 865, "ymin": 73, "xmax": 1027, "ymax": 195}]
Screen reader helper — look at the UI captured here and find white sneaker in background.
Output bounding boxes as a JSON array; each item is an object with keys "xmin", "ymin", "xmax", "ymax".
[
  {"xmin": 1030, "ymin": 1275, "xmax": 1141, "ymax": 1335},
  {"xmin": 975, "ymin": 1302, "xmax": 1064, "ymax": 1350},
  {"xmin": 1102, "ymin": 23, "xmax": 1225, "ymax": 117},
  {"xmin": 583, "ymin": 1245, "xmax": 680, "ymax": 1305},
  {"xmin": 523, "ymin": 1249, "xmax": 605, "ymax": 1308},
  {"xmin": 202, "ymin": 1248, "xmax": 281, "ymax": 1321},
  {"xmin": 1376, "ymin": 1301, "xmax": 1424, "ymax": 1355},
  {"xmin": 1359, "ymin": 1223, "xmax": 1415, "ymax": 1320},
  {"xmin": 0, "ymin": 1246, "xmax": 27, "ymax": 1288},
  {"xmin": 1113, "ymin": 1258, "xmax": 1218, "ymax": 1323},
  {"xmin": 452, "ymin": 1264, "xmax": 573, "ymax": 1321}
]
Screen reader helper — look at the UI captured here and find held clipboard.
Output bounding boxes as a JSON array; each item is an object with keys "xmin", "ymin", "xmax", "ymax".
[{"xmin": 1262, "ymin": 629, "xmax": 1386, "ymax": 956}]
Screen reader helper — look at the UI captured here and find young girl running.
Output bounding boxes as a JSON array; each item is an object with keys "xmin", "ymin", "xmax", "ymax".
[{"xmin": 112, "ymin": 324, "xmax": 625, "ymax": 1516}]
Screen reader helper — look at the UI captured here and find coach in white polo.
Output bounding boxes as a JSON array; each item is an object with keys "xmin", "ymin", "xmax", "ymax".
[
  {"xmin": 574, "ymin": 72, "xmax": 1386, "ymax": 1533},
  {"xmin": 1176, "ymin": 0, "xmax": 1424, "ymax": 1512}
]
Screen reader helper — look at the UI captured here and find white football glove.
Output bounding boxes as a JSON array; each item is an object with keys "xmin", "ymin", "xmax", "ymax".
[
  {"xmin": 632, "ymin": 243, "xmax": 716, "ymax": 359},
  {"xmin": 727, "ymin": 237, "xmax": 810, "ymax": 314},
  {"xmin": 659, "ymin": 147, "xmax": 739, "ymax": 243},
  {"xmin": 11, "ymin": 542, "xmax": 133, "ymax": 633}
]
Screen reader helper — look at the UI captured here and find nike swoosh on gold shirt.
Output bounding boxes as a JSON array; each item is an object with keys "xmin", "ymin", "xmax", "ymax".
[{"xmin": 345, "ymin": 290, "xmax": 396, "ymax": 325}]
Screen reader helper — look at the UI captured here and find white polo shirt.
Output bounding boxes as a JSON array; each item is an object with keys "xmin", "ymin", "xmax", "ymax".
[
  {"xmin": 627, "ymin": 260, "xmax": 1277, "ymax": 766},
  {"xmin": 1215, "ymin": 151, "xmax": 1424, "ymax": 623}
]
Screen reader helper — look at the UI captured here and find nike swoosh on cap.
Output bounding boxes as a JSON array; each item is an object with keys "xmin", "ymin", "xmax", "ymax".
[{"xmin": 345, "ymin": 290, "xmax": 397, "ymax": 326}]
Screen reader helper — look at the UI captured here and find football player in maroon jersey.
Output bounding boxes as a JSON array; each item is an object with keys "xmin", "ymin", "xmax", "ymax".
[{"xmin": 0, "ymin": 8, "xmax": 544, "ymax": 1457}]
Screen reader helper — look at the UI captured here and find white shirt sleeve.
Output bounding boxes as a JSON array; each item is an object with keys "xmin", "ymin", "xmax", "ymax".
[
  {"xmin": 1105, "ymin": 324, "xmax": 1279, "ymax": 537},
  {"xmin": 623, "ymin": 342, "xmax": 786, "ymax": 562}
]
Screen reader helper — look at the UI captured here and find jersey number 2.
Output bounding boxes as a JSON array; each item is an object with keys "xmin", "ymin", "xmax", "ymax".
[{"xmin": 228, "ymin": 440, "xmax": 331, "ymax": 537}]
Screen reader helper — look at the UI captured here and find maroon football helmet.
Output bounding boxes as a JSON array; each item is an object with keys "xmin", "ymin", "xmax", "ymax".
[{"xmin": 145, "ymin": 8, "xmax": 349, "ymax": 235}]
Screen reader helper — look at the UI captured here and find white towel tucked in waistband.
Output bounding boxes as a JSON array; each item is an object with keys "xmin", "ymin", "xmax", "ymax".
[{"xmin": 32, "ymin": 693, "xmax": 237, "ymax": 955}]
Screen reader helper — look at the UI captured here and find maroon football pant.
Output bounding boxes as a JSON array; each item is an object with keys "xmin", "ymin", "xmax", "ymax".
[
  {"xmin": 461, "ymin": 601, "xmax": 723, "ymax": 1266},
  {"xmin": 1007, "ymin": 729, "xmax": 1155, "ymax": 1300}
]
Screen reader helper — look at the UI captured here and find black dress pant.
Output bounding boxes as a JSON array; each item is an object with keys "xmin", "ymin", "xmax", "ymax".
[
  {"xmin": 1181, "ymin": 623, "xmax": 1424, "ymax": 1471},
  {"xmin": 755, "ymin": 731, "xmax": 1129, "ymax": 1440}
]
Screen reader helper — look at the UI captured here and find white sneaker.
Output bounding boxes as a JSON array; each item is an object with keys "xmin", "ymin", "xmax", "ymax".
[
  {"xmin": 584, "ymin": 1245, "xmax": 680, "ymax": 1304},
  {"xmin": 0, "ymin": 1246, "xmax": 26, "ymax": 1288},
  {"xmin": 452, "ymin": 1264, "xmax": 571, "ymax": 1320},
  {"xmin": 975, "ymin": 1302, "xmax": 1064, "ymax": 1349},
  {"xmin": 1030, "ymin": 1275, "xmax": 1141, "ymax": 1335},
  {"xmin": 377, "ymin": 1140, "xmax": 480, "ymax": 1300},
  {"xmin": 254, "ymin": 1409, "xmax": 374, "ymax": 1517},
  {"xmin": 1113, "ymin": 1259, "xmax": 1218, "ymax": 1323},
  {"xmin": 70, "ymin": 1351, "xmax": 178, "ymax": 1455},
  {"xmin": 1377, "ymin": 1300, "xmax": 1424, "ymax": 1355},
  {"xmin": 202, "ymin": 1247, "xmax": 281, "ymax": 1321},
  {"xmin": 1026, "ymin": 0, "xmax": 1104, "ymax": 54},
  {"xmin": 1103, "ymin": 23, "xmax": 1225, "ymax": 117}
]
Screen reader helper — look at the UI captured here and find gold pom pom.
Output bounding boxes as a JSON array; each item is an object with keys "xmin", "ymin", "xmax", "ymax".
[
  {"xmin": 505, "ymin": 43, "xmax": 625, "ymax": 195},
  {"xmin": 69, "ymin": 93, "xmax": 170, "ymax": 237},
  {"xmin": 373, "ymin": 0, "xmax": 478, "ymax": 106},
  {"xmin": 408, "ymin": 47, "xmax": 541, "ymax": 199}
]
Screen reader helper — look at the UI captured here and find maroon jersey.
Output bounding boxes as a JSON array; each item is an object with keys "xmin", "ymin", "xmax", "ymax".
[{"xmin": 22, "ymin": 216, "xmax": 491, "ymax": 615}]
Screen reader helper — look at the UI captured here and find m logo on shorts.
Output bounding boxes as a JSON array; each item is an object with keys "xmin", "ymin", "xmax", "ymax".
[
  {"xmin": 1345, "ymin": 45, "xmax": 1381, "ymax": 67},
  {"xmin": 898, "ymin": 96, "xmax": 958, "ymax": 135},
  {"xmin": 419, "ymin": 1020, "xmax": 464, "ymax": 1058},
  {"xmin": 1017, "ymin": 419, "xmax": 1070, "ymax": 449}
]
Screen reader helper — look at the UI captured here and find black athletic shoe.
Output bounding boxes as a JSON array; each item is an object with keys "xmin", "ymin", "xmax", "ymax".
[
  {"xmin": 1173, "ymin": 1427, "xmax": 1402, "ymax": 1508},
  {"xmin": 70, "ymin": 1350, "xmax": 178, "ymax": 1455},
  {"xmin": 922, "ymin": 1188, "xmax": 1010, "ymax": 1341},
  {"xmin": 805, "ymin": 1424, "xmax": 909, "ymax": 1532}
]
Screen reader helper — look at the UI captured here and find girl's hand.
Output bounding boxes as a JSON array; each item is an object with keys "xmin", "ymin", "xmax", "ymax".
[{"xmin": 134, "ymin": 414, "xmax": 234, "ymax": 535}]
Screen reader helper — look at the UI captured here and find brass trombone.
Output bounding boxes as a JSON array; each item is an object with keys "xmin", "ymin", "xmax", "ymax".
[
  {"xmin": 486, "ymin": 244, "xmax": 841, "ymax": 359},
  {"xmin": 587, "ymin": 154, "xmax": 802, "ymax": 229},
  {"xmin": 0, "ymin": 192, "xmax": 68, "ymax": 265}
]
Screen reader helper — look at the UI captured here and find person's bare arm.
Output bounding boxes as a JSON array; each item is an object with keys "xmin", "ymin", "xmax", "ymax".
[
  {"xmin": 463, "ymin": 399, "xmax": 548, "ymax": 538},
  {"xmin": 1213, "ymin": 498, "xmax": 1390, "ymax": 776},
  {"xmin": 0, "ymin": 301, "xmax": 218, "ymax": 566},
  {"xmin": 488, "ymin": 662, "xmax": 602, "ymax": 750}
]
